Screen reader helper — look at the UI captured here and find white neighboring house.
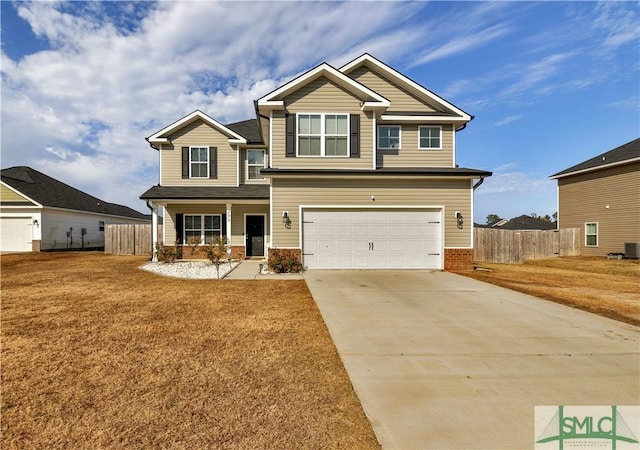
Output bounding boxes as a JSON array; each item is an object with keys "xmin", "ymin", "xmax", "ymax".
[{"xmin": 1, "ymin": 166, "xmax": 149, "ymax": 253}]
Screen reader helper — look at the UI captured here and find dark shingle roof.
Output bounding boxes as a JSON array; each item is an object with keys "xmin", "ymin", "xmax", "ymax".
[
  {"xmin": 1, "ymin": 166, "xmax": 148, "ymax": 220},
  {"xmin": 140, "ymin": 184, "xmax": 270, "ymax": 200},
  {"xmin": 225, "ymin": 119, "xmax": 263, "ymax": 145},
  {"xmin": 551, "ymin": 137, "xmax": 640, "ymax": 178},
  {"xmin": 498, "ymin": 215, "xmax": 557, "ymax": 230}
]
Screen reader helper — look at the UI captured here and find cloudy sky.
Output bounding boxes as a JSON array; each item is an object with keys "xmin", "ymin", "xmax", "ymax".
[{"xmin": 1, "ymin": 1, "xmax": 638, "ymax": 222}]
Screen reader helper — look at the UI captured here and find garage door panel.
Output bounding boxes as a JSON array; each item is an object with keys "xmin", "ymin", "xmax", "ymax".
[
  {"xmin": 302, "ymin": 209, "xmax": 443, "ymax": 270},
  {"xmin": 0, "ymin": 217, "xmax": 33, "ymax": 252}
]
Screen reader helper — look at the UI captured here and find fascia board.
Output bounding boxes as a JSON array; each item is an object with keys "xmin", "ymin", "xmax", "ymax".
[
  {"xmin": 341, "ymin": 54, "xmax": 471, "ymax": 121},
  {"xmin": 549, "ymin": 157, "xmax": 640, "ymax": 179},
  {"xmin": 147, "ymin": 110, "xmax": 246, "ymax": 143},
  {"xmin": 257, "ymin": 63, "xmax": 388, "ymax": 106},
  {"xmin": 379, "ymin": 115, "xmax": 469, "ymax": 123}
]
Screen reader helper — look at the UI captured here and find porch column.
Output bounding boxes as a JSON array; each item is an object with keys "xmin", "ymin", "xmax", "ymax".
[
  {"xmin": 226, "ymin": 203, "xmax": 232, "ymax": 260},
  {"xmin": 151, "ymin": 203, "xmax": 158, "ymax": 262}
]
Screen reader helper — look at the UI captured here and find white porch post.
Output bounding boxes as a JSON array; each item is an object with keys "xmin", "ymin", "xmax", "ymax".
[
  {"xmin": 151, "ymin": 202, "xmax": 158, "ymax": 262},
  {"xmin": 226, "ymin": 203, "xmax": 232, "ymax": 260}
]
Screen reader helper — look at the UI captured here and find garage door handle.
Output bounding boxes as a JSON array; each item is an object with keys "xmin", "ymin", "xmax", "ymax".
[
  {"xmin": 369, "ymin": 242, "xmax": 374, "ymax": 251},
  {"xmin": 428, "ymin": 253, "xmax": 440, "ymax": 256}
]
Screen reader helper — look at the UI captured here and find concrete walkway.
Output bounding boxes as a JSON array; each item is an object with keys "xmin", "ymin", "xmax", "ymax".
[
  {"xmin": 224, "ymin": 260, "xmax": 304, "ymax": 280},
  {"xmin": 304, "ymin": 270, "xmax": 640, "ymax": 449}
]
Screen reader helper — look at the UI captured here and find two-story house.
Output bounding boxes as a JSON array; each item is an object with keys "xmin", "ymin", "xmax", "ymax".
[{"xmin": 141, "ymin": 54, "xmax": 491, "ymax": 270}]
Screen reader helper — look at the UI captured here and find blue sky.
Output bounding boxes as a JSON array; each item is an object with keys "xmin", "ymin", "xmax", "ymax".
[{"xmin": 1, "ymin": 1, "xmax": 638, "ymax": 222}]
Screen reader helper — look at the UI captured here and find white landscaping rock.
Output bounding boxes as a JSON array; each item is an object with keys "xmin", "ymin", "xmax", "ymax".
[{"xmin": 140, "ymin": 260, "xmax": 239, "ymax": 279}]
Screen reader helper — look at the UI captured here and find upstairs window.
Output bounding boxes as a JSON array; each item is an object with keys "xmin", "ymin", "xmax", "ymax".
[
  {"xmin": 378, "ymin": 126, "xmax": 401, "ymax": 149},
  {"xmin": 247, "ymin": 150, "xmax": 265, "ymax": 180},
  {"xmin": 297, "ymin": 113, "xmax": 349, "ymax": 157},
  {"xmin": 419, "ymin": 126, "xmax": 442, "ymax": 150},
  {"xmin": 585, "ymin": 222, "xmax": 598, "ymax": 247},
  {"xmin": 190, "ymin": 146, "xmax": 209, "ymax": 178}
]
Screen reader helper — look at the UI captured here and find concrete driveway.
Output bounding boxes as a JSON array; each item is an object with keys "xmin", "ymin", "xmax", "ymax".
[{"xmin": 304, "ymin": 270, "xmax": 640, "ymax": 450}]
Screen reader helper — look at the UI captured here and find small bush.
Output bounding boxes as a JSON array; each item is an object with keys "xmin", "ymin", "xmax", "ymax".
[
  {"xmin": 268, "ymin": 248, "xmax": 303, "ymax": 273},
  {"xmin": 204, "ymin": 236, "xmax": 230, "ymax": 279},
  {"xmin": 155, "ymin": 242, "xmax": 178, "ymax": 263}
]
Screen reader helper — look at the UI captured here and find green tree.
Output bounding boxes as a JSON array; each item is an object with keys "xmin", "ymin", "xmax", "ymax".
[{"xmin": 486, "ymin": 214, "xmax": 502, "ymax": 225}]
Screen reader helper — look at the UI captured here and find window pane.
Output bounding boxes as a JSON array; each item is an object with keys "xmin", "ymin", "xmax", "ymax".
[
  {"xmin": 249, "ymin": 166, "xmax": 261, "ymax": 179},
  {"xmin": 299, "ymin": 137, "xmax": 310, "ymax": 155},
  {"xmin": 586, "ymin": 223, "xmax": 596, "ymax": 234},
  {"xmin": 299, "ymin": 115, "xmax": 310, "ymax": 134},
  {"xmin": 310, "ymin": 115, "xmax": 321, "ymax": 134},
  {"xmin": 326, "ymin": 137, "xmax": 336, "ymax": 155},
  {"xmin": 325, "ymin": 115, "xmax": 337, "ymax": 134},
  {"xmin": 586, "ymin": 235, "xmax": 597, "ymax": 246},
  {"xmin": 336, "ymin": 137, "xmax": 347, "ymax": 155},
  {"xmin": 309, "ymin": 136, "xmax": 321, "ymax": 155},
  {"xmin": 212, "ymin": 216, "xmax": 221, "ymax": 229},
  {"xmin": 336, "ymin": 116, "xmax": 347, "ymax": 134},
  {"xmin": 389, "ymin": 127, "xmax": 399, "ymax": 138},
  {"xmin": 248, "ymin": 150, "xmax": 264, "ymax": 165},
  {"xmin": 185, "ymin": 230, "xmax": 200, "ymax": 242},
  {"xmin": 204, "ymin": 231, "xmax": 220, "ymax": 244}
]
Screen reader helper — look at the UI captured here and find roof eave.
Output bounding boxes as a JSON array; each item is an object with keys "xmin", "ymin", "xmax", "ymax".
[{"xmin": 550, "ymin": 156, "xmax": 640, "ymax": 179}]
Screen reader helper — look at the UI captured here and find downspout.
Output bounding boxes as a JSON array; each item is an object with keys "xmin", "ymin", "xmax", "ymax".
[
  {"xmin": 473, "ymin": 177, "xmax": 485, "ymax": 191},
  {"xmin": 146, "ymin": 200, "xmax": 156, "ymax": 261}
]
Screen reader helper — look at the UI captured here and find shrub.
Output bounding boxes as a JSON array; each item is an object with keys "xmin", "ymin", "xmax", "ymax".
[
  {"xmin": 203, "ymin": 236, "xmax": 230, "ymax": 279},
  {"xmin": 155, "ymin": 242, "xmax": 178, "ymax": 263},
  {"xmin": 268, "ymin": 248, "xmax": 303, "ymax": 273},
  {"xmin": 186, "ymin": 236, "xmax": 201, "ymax": 257}
]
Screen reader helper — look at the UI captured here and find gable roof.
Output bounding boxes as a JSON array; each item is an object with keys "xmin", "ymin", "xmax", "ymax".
[
  {"xmin": 340, "ymin": 53, "xmax": 472, "ymax": 123},
  {"xmin": 256, "ymin": 61, "xmax": 390, "ymax": 111},
  {"xmin": 1, "ymin": 166, "xmax": 148, "ymax": 219},
  {"xmin": 550, "ymin": 137, "xmax": 640, "ymax": 179},
  {"xmin": 146, "ymin": 110, "xmax": 247, "ymax": 146}
]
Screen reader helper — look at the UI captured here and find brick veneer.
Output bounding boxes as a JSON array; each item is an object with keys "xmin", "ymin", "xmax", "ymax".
[
  {"xmin": 32, "ymin": 240, "xmax": 41, "ymax": 252},
  {"xmin": 444, "ymin": 248, "xmax": 474, "ymax": 271}
]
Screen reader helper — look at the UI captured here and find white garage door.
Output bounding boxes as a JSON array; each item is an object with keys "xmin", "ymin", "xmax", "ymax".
[
  {"xmin": 0, "ymin": 217, "xmax": 33, "ymax": 252},
  {"xmin": 302, "ymin": 209, "xmax": 442, "ymax": 269}
]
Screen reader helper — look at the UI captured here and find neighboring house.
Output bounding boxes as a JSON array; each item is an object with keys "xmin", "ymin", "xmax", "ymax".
[
  {"xmin": 550, "ymin": 137, "xmax": 640, "ymax": 256},
  {"xmin": 1, "ymin": 166, "xmax": 149, "ymax": 252},
  {"xmin": 476, "ymin": 215, "xmax": 557, "ymax": 231},
  {"xmin": 141, "ymin": 54, "xmax": 491, "ymax": 270}
]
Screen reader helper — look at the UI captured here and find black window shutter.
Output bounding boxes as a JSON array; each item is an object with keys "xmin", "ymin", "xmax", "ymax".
[
  {"xmin": 181, "ymin": 147, "xmax": 189, "ymax": 178},
  {"xmin": 285, "ymin": 114, "xmax": 296, "ymax": 157},
  {"xmin": 175, "ymin": 213, "xmax": 184, "ymax": 244},
  {"xmin": 221, "ymin": 213, "xmax": 227, "ymax": 237},
  {"xmin": 209, "ymin": 147, "xmax": 217, "ymax": 179},
  {"xmin": 350, "ymin": 114, "xmax": 360, "ymax": 158}
]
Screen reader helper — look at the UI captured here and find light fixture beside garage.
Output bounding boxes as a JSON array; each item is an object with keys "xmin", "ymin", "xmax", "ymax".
[
  {"xmin": 282, "ymin": 211, "xmax": 291, "ymax": 228},
  {"xmin": 455, "ymin": 211, "xmax": 464, "ymax": 229},
  {"xmin": 33, "ymin": 219, "xmax": 39, "ymax": 227}
]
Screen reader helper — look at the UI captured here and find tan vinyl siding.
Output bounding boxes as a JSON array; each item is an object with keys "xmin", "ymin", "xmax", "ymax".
[
  {"xmin": 271, "ymin": 77, "xmax": 374, "ymax": 169},
  {"xmin": 377, "ymin": 124, "xmax": 455, "ymax": 168},
  {"xmin": 160, "ymin": 119, "xmax": 237, "ymax": 186},
  {"xmin": 271, "ymin": 178, "xmax": 472, "ymax": 248},
  {"xmin": 164, "ymin": 203, "xmax": 269, "ymax": 247},
  {"xmin": 349, "ymin": 66, "xmax": 440, "ymax": 112},
  {"xmin": 1, "ymin": 185, "xmax": 31, "ymax": 202},
  {"xmin": 558, "ymin": 162, "xmax": 640, "ymax": 256}
]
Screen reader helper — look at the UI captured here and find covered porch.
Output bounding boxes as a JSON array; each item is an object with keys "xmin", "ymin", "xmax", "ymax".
[{"xmin": 140, "ymin": 185, "xmax": 270, "ymax": 262}]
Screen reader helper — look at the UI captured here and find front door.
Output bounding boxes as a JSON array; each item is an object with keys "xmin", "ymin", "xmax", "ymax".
[{"xmin": 245, "ymin": 215, "xmax": 265, "ymax": 257}]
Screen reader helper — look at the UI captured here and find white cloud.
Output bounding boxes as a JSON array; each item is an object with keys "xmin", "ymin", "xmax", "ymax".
[{"xmin": 493, "ymin": 115, "xmax": 522, "ymax": 127}]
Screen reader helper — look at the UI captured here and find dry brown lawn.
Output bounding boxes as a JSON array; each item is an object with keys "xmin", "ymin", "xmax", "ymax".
[
  {"xmin": 453, "ymin": 256, "xmax": 640, "ymax": 326},
  {"xmin": 1, "ymin": 252, "xmax": 379, "ymax": 449}
]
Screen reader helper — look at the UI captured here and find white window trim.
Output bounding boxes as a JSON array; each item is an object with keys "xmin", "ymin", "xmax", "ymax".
[
  {"xmin": 189, "ymin": 146, "xmax": 210, "ymax": 178},
  {"xmin": 184, "ymin": 214, "xmax": 222, "ymax": 245},
  {"xmin": 246, "ymin": 149, "xmax": 266, "ymax": 181},
  {"xmin": 296, "ymin": 112, "xmax": 350, "ymax": 157},
  {"xmin": 418, "ymin": 126, "xmax": 443, "ymax": 150},
  {"xmin": 585, "ymin": 222, "xmax": 598, "ymax": 247},
  {"xmin": 377, "ymin": 125, "xmax": 401, "ymax": 150}
]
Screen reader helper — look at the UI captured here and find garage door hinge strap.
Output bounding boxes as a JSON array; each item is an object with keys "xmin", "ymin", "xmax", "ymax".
[
  {"xmin": 428, "ymin": 253, "xmax": 440, "ymax": 256},
  {"xmin": 428, "ymin": 221, "xmax": 440, "ymax": 224}
]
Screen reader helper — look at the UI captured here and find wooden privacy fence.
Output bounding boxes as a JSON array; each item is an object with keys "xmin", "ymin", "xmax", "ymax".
[
  {"xmin": 105, "ymin": 224, "xmax": 160, "ymax": 256},
  {"xmin": 474, "ymin": 228, "xmax": 580, "ymax": 264}
]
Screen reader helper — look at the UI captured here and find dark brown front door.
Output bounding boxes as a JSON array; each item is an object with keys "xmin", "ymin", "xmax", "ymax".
[{"xmin": 246, "ymin": 215, "xmax": 264, "ymax": 257}]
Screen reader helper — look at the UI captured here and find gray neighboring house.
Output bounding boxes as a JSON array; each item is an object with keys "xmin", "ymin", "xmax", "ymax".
[
  {"xmin": 1, "ymin": 166, "xmax": 149, "ymax": 252},
  {"xmin": 477, "ymin": 215, "xmax": 557, "ymax": 231},
  {"xmin": 550, "ymin": 138, "xmax": 640, "ymax": 256}
]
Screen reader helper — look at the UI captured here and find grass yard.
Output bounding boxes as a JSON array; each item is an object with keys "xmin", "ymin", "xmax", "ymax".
[
  {"xmin": 1, "ymin": 252, "xmax": 379, "ymax": 449},
  {"xmin": 454, "ymin": 256, "xmax": 640, "ymax": 326}
]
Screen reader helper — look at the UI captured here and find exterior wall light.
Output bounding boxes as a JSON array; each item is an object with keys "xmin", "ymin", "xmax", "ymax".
[
  {"xmin": 33, "ymin": 219, "xmax": 39, "ymax": 226},
  {"xmin": 282, "ymin": 211, "xmax": 291, "ymax": 228},
  {"xmin": 455, "ymin": 211, "xmax": 464, "ymax": 229}
]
